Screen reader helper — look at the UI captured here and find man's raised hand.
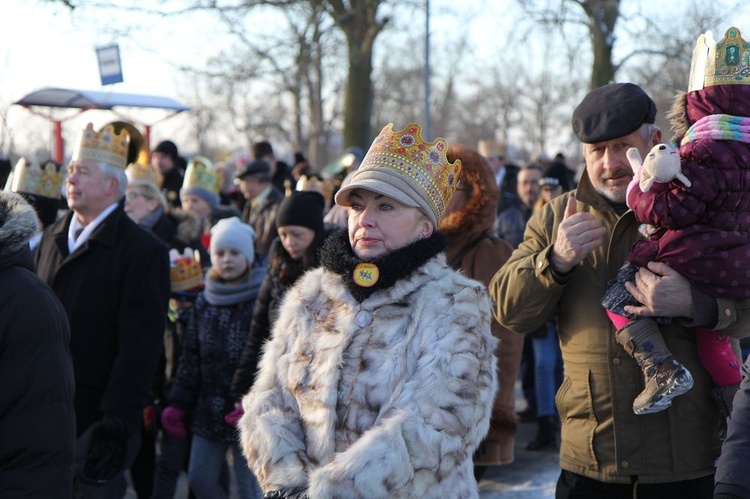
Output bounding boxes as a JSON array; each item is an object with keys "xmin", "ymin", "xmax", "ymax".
[{"xmin": 550, "ymin": 197, "xmax": 607, "ymax": 274}]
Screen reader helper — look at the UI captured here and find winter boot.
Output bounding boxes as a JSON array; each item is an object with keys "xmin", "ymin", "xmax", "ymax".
[
  {"xmin": 712, "ymin": 383, "xmax": 740, "ymax": 440},
  {"xmin": 615, "ymin": 319, "xmax": 694, "ymax": 415},
  {"xmin": 526, "ymin": 416, "xmax": 557, "ymax": 451}
]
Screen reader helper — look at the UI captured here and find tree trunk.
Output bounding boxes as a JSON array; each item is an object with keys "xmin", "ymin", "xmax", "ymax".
[
  {"xmin": 328, "ymin": 0, "xmax": 384, "ymax": 150},
  {"xmin": 581, "ymin": 0, "xmax": 620, "ymax": 89},
  {"xmin": 343, "ymin": 44, "xmax": 374, "ymax": 149}
]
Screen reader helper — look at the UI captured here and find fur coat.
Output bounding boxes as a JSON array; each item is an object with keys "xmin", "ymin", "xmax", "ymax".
[{"xmin": 239, "ymin": 249, "xmax": 497, "ymax": 497}]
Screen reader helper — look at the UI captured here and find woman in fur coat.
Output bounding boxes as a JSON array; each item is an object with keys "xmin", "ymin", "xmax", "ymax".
[
  {"xmin": 440, "ymin": 144, "xmax": 523, "ymax": 469},
  {"xmin": 239, "ymin": 123, "xmax": 497, "ymax": 498}
]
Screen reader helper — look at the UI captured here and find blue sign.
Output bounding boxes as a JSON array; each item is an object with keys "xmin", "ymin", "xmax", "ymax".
[{"xmin": 96, "ymin": 44, "xmax": 124, "ymax": 86}]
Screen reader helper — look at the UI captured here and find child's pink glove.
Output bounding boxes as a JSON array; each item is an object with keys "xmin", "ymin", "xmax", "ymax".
[
  {"xmin": 161, "ymin": 406, "xmax": 187, "ymax": 438},
  {"xmin": 224, "ymin": 403, "xmax": 244, "ymax": 427}
]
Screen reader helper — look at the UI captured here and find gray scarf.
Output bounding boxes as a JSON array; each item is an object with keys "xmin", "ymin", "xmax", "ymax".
[
  {"xmin": 203, "ymin": 264, "xmax": 266, "ymax": 306},
  {"xmin": 139, "ymin": 206, "xmax": 164, "ymax": 230}
]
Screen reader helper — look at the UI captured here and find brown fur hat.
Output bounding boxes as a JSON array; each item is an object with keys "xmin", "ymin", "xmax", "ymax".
[
  {"xmin": 667, "ymin": 91, "xmax": 690, "ymax": 142},
  {"xmin": 440, "ymin": 144, "xmax": 499, "ymax": 239}
]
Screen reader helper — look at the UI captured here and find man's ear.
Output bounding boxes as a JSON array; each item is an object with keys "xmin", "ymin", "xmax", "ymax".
[
  {"xmin": 651, "ymin": 128, "xmax": 663, "ymax": 146},
  {"xmin": 105, "ymin": 175, "xmax": 120, "ymax": 197}
]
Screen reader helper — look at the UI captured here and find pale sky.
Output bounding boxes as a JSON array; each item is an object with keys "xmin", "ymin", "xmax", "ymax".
[{"xmin": 1, "ymin": 0, "xmax": 512, "ymax": 158}]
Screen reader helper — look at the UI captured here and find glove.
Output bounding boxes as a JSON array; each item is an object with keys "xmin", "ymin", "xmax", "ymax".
[
  {"xmin": 224, "ymin": 402, "xmax": 244, "ymax": 427},
  {"xmin": 83, "ymin": 415, "xmax": 135, "ymax": 482},
  {"xmin": 161, "ymin": 406, "xmax": 187, "ymax": 438},
  {"xmin": 143, "ymin": 405, "xmax": 161, "ymax": 433}
]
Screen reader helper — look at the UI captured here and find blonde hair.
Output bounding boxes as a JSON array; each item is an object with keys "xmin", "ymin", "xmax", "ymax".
[{"xmin": 128, "ymin": 180, "xmax": 167, "ymax": 211}]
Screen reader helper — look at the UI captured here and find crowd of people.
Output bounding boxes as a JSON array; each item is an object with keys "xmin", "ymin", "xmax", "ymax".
[{"xmin": 1, "ymin": 25, "xmax": 750, "ymax": 499}]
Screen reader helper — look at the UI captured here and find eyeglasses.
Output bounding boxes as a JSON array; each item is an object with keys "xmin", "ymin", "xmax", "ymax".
[{"xmin": 125, "ymin": 191, "xmax": 144, "ymax": 201}]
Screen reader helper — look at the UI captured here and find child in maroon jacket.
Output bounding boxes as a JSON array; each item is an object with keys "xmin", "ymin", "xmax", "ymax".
[{"xmin": 603, "ymin": 27, "xmax": 750, "ymax": 418}]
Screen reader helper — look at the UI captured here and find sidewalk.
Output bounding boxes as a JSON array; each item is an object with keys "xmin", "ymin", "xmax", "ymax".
[{"xmin": 478, "ymin": 418, "xmax": 560, "ymax": 498}]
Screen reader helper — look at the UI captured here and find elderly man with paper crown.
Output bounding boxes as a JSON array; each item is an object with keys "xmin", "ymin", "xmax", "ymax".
[
  {"xmin": 35, "ymin": 123, "xmax": 170, "ymax": 497},
  {"xmin": 239, "ymin": 123, "xmax": 497, "ymax": 498}
]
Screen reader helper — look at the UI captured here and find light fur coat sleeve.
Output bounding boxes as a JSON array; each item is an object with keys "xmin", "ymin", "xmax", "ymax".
[{"xmin": 240, "ymin": 258, "xmax": 498, "ymax": 498}]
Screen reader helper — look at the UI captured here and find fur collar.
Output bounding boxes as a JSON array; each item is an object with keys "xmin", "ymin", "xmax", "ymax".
[
  {"xmin": 440, "ymin": 145, "xmax": 499, "ymax": 259},
  {"xmin": 0, "ymin": 191, "xmax": 40, "ymax": 262},
  {"xmin": 169, "ymin": 208, "xmax": 202, "ymax": 245},
  {"xmin": 320, "ymin": 229, "xmax": 445, "ymax": 302},
  {"xmin": 667, "ymin": 91, "xmax": 689, "ymax": 142}
]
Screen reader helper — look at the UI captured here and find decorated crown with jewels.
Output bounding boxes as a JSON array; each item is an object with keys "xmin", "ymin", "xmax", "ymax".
[
  {"xmin": 169, "ymin": 248, "xmax": 204, "ymax": 293},
  {"xmin": 125, "ymin": 161, "xmax": 163, "ymax": 187},
  {"xmin": 359, "ymin": 123, "xmax": 461, "ymax": 223},
  {"xmin": 688, "ymin": 27, "xmax": 750, "ymax": 92},
  {"xmin": 71, "ymin": 123, "xmax": 130, "ymax": 170},
  {"xmin": 182, "ymin": 156, "xmax": 220, "ymax": 194},
  {"xmin": 7, "ymin": 158, "xmax": 65, "ymax": 199}
]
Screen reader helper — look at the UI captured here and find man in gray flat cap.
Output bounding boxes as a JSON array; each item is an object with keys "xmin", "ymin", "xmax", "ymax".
[{"xmin": 491, "ymin": 82, "xmax": 749, "ymax": 498}]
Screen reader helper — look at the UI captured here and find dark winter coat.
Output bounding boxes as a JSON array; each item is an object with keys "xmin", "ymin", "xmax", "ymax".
[
  {"xmin": 241, "ymin": 185, "xmax": 284, "ymax": 258},
  {"xmin": 149, "ymin": 208, "xmax": 210, "ymax": 265},
  {"xmin": 495, "ymin": 197, "xmax": 533, "ymax": 248},
  {"xmin": 169, "ymin": 265, "xmax": 265, "ymax": 443},
  {"xmin": 442, "ymin": 144, "xmax": 523, "ymax": 465},
  {"xmin": 0, "ymin": 192, "xmax": 75, "ymax": 497},
  {"xmin": 628, "ymin": 85, "xmax": 750, "ymax": 299},
  {"xmin": 161, "ymin": 167, "xmax": 184, "ymax": 210},
  {"xmin": 35, "ymin": 203, "xmax": 170, "ymax": 434},
  {"xmin": 715, "ymin": 353, "xmax": 750, "ymax": 498}
]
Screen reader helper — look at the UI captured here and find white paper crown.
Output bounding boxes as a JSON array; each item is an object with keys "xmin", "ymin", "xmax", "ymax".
[{"xmin": 688, "ymin": 27, "xmax": 750, "ymax": 92}]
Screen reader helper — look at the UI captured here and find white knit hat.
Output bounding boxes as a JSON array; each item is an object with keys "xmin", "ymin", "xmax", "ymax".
[{"xmin": 210, "ymin": 217, "xmax": 256, "ymax": 265}]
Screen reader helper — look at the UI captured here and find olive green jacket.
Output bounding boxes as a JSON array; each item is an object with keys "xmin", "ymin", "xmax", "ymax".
[{"xmin": 490, "ymin": 173, "xmax": 750, "ymax": 484}]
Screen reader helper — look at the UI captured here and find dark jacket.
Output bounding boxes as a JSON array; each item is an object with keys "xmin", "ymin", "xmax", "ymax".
[
  {"xmin": 715, "ymin": 353, "xmax": 750, "ymax": 498},
  {"xmin": 0, "ymin": 192, "xmax": 75, "ymax": 497},
  {"xmin": 170, "ymin": 265, "xmax": 265, "ymax": 443},
  {"xmin": 241, "ymin": 185, "xmax": 284, "ymax": 258},
  {"xmin": 35, "ymin": 203, "xmax": 170, "ymax": 434},
  {"xmin": 161, "ymin": 167, "xmax": 184, "ymax": 210},
  {"xmin": 628, "ymin": 85, "xmax": 750, "ymax": 299},
  {"xmin": 494, "ymin": 197, "xmax": 533, "ymax": 248}
]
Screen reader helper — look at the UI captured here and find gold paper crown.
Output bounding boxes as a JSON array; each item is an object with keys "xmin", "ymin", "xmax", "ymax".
[
  {"xmin": 688, "ymin": 27, "xmax": 750, "ymax": 92},
  {"xmin": 477, "ymin": 139, "xmax": 505, "ymax": 158},
  {"xmin": 169, "ymin": 248, "xmax": 204, "ymax": 292},
  {"xmin": 182, "ymin": 156, "xmax": 219, "ymax": 194},
  {"xmin": 72, "ymin": 123, "xmax": 130, "ymax": 170},
  {"xmin": 359, "ymin": 123, "xmax": 461, "ymax": 223},
  {"xmin": 125, "ymin": 162, "xmax": 163, "ymax": 187},
  {"xmin": 7, "ymin": 158, "xmax": 65, "ymax": 199}
]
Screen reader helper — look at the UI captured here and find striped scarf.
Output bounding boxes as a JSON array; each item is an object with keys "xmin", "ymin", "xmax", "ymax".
[{"xmin": 681, "ymin": 114, "xmax": 750, "ymax": 146}]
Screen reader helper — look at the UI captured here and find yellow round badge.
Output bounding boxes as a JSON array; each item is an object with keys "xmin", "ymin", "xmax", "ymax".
[{"xmin": 353, "ymin": 263, "xmax": 379, "ymax": 288}]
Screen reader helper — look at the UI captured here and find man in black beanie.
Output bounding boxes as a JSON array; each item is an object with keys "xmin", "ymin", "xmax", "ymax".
[
  {"xmin": 152, "ymin": 140, "xmax": 185, "ymax": 210},
  {"xmin": 493, "ymin": 82, "xmax": 749, "ymax": 498}
]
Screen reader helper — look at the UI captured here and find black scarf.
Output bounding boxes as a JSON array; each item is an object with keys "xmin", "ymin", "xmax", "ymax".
[{"xmin": 320, "ymin": 229, "xmax": 446, "ymax": 302}]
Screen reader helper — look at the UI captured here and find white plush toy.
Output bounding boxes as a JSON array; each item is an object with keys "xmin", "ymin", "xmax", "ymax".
[{"xmin": 626, "ymin": 143, "xmax": 692, "ymax": 192}]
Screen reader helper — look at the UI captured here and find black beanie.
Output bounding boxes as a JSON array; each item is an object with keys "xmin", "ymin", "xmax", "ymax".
[
  {"xmin": 276, "ymin": 191, "xmax": 325, "ymax": 233},
  {"xmin": 154, "ymin": 140, "xmax": 179, "ymax": 160}
]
